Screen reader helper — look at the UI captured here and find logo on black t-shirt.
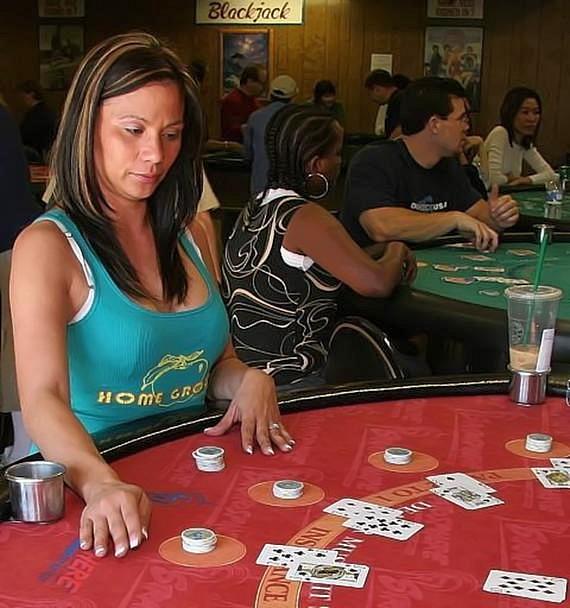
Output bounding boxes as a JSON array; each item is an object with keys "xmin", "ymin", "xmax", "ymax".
[{"xmin": 410, "ymin": 195, "xmax": 449, "ymax": 213}]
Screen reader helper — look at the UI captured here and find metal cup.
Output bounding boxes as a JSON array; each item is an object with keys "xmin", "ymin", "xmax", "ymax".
[
  {"xmin": 508, "ymin": 368, "xmax": 548, "ymax": 406},
  {"xmin": 4, "ymin": 461, "xmax": 66, "ymax": 523}
]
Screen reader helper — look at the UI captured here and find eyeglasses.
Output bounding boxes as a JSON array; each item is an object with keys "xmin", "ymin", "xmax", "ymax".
[{"xmin": 437, "ymin": 113, "xmax": 471, "ymax": 125}]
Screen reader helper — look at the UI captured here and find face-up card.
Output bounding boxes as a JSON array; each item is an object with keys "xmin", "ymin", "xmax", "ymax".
[
  {"xmin": 431, "ymin": 485, "xmax": 504, "ymax": 510},
  {"xmin": 444, "ymin": 243, "xmax": 476, "ymax": 249},
  {"xmin": 483, "ymin": 569, "xmax": 567, "ymax": 603},
  {"xmin": 551, "ymin": 458, "xmax": 570, "ymax": 470},
  {"xmin": 427, "ymin": 472, "xmax": 496, "ymax": 494},
  {"xmin": 474, "ymin": 276, "xmax": 529, "ymax": 285},
  {"xmin": 256, "ymin": 544, "xmax": 339, "ymax": 568},
  {"xmin": 286, "ymin": 560, "xmax": 369, "ymax": 588},
  {"xmin": 507, "ymin": 249, "xmax": 537, "ymax": 257},
  {"xmin": 343, "ymin": 515, "xmax": 424, "ymax": 541},
  {"xmin": 442, "ymin": 276, "xmax": 475, "ymax": 285},
  {"xmin": 324, "ymin": 498, "xmax": 403, "ymax": 520},
  {"xmin": 473, "ymin": 266, "xmax": 505, "ymax": 273},
  {"xmin": 461, "ymin": 254, "xmax": 493, "ymax": 261},
  {"xmin": 531, "ymin": 467, "xmax": 570, "ymax": 489},
  {"xmin": 433, "ymin": 264, "xmax": 469, "ymax": 272}
]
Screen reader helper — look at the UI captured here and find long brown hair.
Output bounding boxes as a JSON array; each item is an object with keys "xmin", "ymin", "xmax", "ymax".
[{"xmin": 50, "ymin": 32, "xmax": 204, "ymax": 303}]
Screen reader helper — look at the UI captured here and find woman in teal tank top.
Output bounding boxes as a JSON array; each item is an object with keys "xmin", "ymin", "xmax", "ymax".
[{"xmin": 10, "ymin": 33, "xmax": 294, "ymax": 560}]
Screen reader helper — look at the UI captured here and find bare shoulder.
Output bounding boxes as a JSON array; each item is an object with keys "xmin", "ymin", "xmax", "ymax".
[
  {"xmin": 12, "ymin": 219, "xmax": 77, "ymax": 283},
  {"xmin": 289, "ymin": 201, "xmax": 337, "ymax": 227}
]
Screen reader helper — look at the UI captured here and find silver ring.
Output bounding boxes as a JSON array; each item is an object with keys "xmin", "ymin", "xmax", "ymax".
[{"xmin": 269, "ymin": 422, "xmax": 281, "ymax": 432}]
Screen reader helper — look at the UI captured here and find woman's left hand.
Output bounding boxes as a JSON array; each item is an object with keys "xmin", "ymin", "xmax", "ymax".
[{"xmin": 204, "ymin": 369, "xmax": 294, "ymax": 455}]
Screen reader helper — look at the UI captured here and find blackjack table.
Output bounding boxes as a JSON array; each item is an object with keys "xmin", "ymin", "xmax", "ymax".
[
  {"xmin": 340, "ymin": 232, "xmax": 570, "ymax": 374},
  {"xmin": 2, "ymin": 376, "xmax": 570, "ymax": 607}
]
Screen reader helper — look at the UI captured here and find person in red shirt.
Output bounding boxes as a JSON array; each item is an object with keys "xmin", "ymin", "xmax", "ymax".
[{"xmin": 220, "ymin": 65, "xmax": 266, "ymax": 143}]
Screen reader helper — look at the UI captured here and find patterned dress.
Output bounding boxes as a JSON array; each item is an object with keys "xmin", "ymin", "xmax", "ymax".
[{"xmin": 222, "ymin": 189, "xmax": 341, "ymax": 385}]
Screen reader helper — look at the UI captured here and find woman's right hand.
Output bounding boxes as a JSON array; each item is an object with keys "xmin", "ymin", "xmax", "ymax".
[{"xmin": 79, "ymin": 479, "xmax": 151, "ymax": 558}]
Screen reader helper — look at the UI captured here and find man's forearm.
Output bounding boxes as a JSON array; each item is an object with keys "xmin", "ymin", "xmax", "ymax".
[{"xmin": 361, "ymin": 208, "xmax": 459, "ymax": 243}]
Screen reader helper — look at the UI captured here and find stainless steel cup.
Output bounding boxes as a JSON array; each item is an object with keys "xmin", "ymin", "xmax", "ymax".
[
  {"xmin": 4, "ymin": 461, "xmax": 66, "ymax": 523},
  {"xmin": 508, "ymin": 368, "xmax": 549, "ymax": 406}
]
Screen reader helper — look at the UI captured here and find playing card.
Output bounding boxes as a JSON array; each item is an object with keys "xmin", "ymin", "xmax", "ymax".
[
  {"xmin": 427, "ymin": 472, "xmax": 496, "ymax": 494},
  {"xmin": 431, "ymin": 485, "xmax": 504, "ymax": 510},
  {"xmin": 483, "ymin": 569, "xmax": 567, "ymax": 603},
  {"xmin": 551, "ymin": 458, "xmax": 570, "ymax": 470},
  {"xmin": 444, "ymin": 242, "xmax": 476, "ymax": 249},
  {"xmin": 256, "ymin": 544, "xmax": 339, "ymax": 568},
  {"xmin": 473, "ymin": 266, "xmax": 505, "ymax": 273},
  {"xmin": 323, "ymin": 498, "xmax": 403, "ymax": 520},
  {"xmin": 531, "ymin": 467, "xmax": 570, "ymax": 489},
  {"xmin": 343, "ymin": 515, "xmax": 424, "ymax": 540},
  {"xmin": 507, "ymin": 248, "xmax": 537, "ymax": 257},
  {"xmin": 286, "ymin": 560, "xmax": 369, "ymax": 588},
  {"xmin": 442, "ymin": 276, "xmax": 475, "ymax": 285},
  {"xmin": 474, "ymin": 276, "xmax": 529, "ymax": 285},
  {"xmin": 461, "ymin": 254, "xmax": 493, "ymax": 261},
  {"xmin": 433, "ymin": 264, "xmax": 468, "ymax": 272}
]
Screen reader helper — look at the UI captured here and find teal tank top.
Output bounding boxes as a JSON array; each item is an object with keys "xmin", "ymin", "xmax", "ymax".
[{"xmin": 39, "ymin": 209, "xmax": 229, "ymax": 435}]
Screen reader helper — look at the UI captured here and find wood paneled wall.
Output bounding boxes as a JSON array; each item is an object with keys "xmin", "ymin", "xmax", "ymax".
[{"xmin": 0, "ymin": 0, "xmax": 568, "ymax": 164}]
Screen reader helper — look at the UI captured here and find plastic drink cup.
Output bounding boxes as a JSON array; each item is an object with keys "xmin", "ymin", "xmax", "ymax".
[{"xmin": 506, "ymin": 285, "xmax": 562, "ymax": 373}]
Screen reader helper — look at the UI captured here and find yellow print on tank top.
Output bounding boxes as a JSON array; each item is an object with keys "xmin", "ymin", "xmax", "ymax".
[{"xmin": 97, "ymin": 351, "xmax": 209, "ymax": 408}]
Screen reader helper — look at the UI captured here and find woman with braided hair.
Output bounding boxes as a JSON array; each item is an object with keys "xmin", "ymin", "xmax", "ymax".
[{"xmin": 222, "ymin": 104, "xmax": 416, "ymax": 387}]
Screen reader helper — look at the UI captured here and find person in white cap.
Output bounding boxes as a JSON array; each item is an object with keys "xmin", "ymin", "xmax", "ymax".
[{"xmin": 243, "ymin": 75, "xmax": 298, "ymax": 197}]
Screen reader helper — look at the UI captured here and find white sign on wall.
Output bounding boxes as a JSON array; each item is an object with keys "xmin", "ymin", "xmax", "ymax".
[{"xmin": 196, "ymin": 0, "xmax": 304, "ymax": 25}]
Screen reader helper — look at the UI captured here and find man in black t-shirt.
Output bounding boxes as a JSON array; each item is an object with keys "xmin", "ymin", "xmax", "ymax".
[{"xmin": 342, "ymin": 77, "xmax": 519, "ymax": 251}]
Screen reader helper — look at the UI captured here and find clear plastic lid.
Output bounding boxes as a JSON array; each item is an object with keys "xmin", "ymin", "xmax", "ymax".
[{"xmin": 504, "ymin": 285, "xmax": 563, "ymax": 301}]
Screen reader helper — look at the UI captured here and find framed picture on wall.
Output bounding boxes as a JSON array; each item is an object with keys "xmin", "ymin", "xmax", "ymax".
[
  {"xmin": 38, "ymin": 0, "xmax": 85, "ymax": 18},
  {"xmin": 39, "ymin": 23, "xmax": 84, "ymax": 90},
  {"xmin": 426, "ymin": 0, "xmax": 483, "ymax": 19},
  {"xmin": 220, "ymin": 29, "xmax": 271, "ymax": 98},
  {"xmin": 424, "ymin": 26, "xmax": 483, "ymax": 111}
]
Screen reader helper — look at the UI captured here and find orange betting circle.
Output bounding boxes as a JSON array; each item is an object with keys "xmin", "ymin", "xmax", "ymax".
[
  {"xmin": 368, "ymin": 450, "xmax": 440, "ymax": 473},
  {"xmin": 505, "ymin": 438, "xmax": 570, "ymax": 460},
  {"xmin": 158, "ymin": 534, "xmax": 246, "ymax": 568},
  {"xmin": 248, "ymin": 481, "xmax": 325, "ymax": 507}
]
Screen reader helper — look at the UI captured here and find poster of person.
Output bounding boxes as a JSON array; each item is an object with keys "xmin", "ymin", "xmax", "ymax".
[
  {"xmin": 426, "ymin": 0, "xmax": 484, "ymax": 19},
  {"xmin": 424, "ymin": 26, "xmax": 483, "ymax": 111},
  {"xmin": 220, "ymin": 30, "xmax": 270, "ymax": 97},
  {"xmin": 39, "ymin": 24, "xmax": 84, "ymax": 90}
]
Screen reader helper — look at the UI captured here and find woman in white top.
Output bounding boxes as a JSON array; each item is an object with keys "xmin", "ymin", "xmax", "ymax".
[{"xmin": 483, "ymin": 87, "xmax": 555, "ymax": 187}]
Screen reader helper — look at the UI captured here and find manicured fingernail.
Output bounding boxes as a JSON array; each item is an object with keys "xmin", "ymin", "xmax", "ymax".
[
  {"xmin": 288, "ymin": 438, "xmax": 296, "ymax": 445},
  {"xmin": 142, "ymin": 527, "xmax": 149, "ymax": 540},
  {"xmin": 95, "ymin": 546, "xmax": 106, "ymax": 557},
  {"xmin": 246, "ymin": 445, "xmax": 253, "ymax": 455},
  {"xmin": 115, "ymin": 545, "xmax": 127, "ymax": 558},
  {"xmin": 266, "ymin": 447, "xmax": 275, "ymax": 455},
  {"xmin": 79, "ymin": 540, "xmax": 89, "ymax": 550},
  {"xmin": 284, "ymin": 444, "xmax": 293, "ymax": 451},
  {"xmin": 203, "ymin": 427, "xmax": 212, "ymax": 432},
  {"xmin": 129, "ymin": 535, "xmax": 140, "ymax": 549}
]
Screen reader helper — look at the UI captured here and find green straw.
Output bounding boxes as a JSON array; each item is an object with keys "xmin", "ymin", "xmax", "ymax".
[
  {"xmin": 532, "ymin": 232, "xmax": 549, "ymax": 291},
  {"xmin": 522, "ymin": 229, "xmax": 550, "ymax": 342}
]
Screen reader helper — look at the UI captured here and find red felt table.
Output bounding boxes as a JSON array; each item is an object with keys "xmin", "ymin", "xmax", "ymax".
[{"xmin": 2, "ymin": 381, "xmax": 570, "ymax": 607}]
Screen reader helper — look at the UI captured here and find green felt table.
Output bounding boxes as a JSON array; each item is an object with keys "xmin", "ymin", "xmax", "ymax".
[
  {"xmin": 413, "ymin": 241, "xmax": 570, "ymax": 320},
  {"xmin": 512, "ymin": 189, "xmax": 570, "ymax": 229},
  {"xmin": 339, "ymin": 232, "xmax": 570, "ymax": 374}
]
